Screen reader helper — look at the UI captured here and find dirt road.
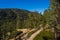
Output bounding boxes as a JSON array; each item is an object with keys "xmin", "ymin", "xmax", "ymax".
[{"xmin": 27, "ymin": 28, "xmax": 43, "ymax": 40}]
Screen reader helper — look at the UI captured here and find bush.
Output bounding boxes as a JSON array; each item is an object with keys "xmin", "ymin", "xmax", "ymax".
[{"xmin": 34, "ymin": 30, "xmax": 54, "ymax": 40}]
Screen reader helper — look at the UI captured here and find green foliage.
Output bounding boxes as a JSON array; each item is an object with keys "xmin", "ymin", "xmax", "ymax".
[
  {"xmin": 50, "ymin": 0, "xmax": 60, "ymax": 29},
  {"xmin": 43, "ymin": 9, "xmax": 53, "ymax": 27},
  {"xmin": 34, "ymin": 30, "xmax": 54, "ymax": 40},
  {"xmin": 0, "ymin": 9, "xmax": 43, "ymax": 39}
]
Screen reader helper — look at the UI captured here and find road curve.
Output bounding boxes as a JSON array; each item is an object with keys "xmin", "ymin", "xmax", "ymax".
[{"xmin": 27, "ymin": 28, "xmax": 43, "ymax": 40}]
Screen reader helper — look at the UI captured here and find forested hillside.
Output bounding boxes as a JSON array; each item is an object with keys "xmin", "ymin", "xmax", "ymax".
[
  {"xmin": 0, "ymin": 8, "xmax": 53, "ymax": 40},
  {"xmin": 0, "ymin": 8, "xmax": 46, "ymax": 40},
  {"xmin": 0, "ymin": 8, "xmax": 44, "ymax": 31}
]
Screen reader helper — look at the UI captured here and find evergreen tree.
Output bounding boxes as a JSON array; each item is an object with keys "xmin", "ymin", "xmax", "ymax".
[{"xmin": 50, "ymin": 0, "xmax": 60, "ymax": 40}]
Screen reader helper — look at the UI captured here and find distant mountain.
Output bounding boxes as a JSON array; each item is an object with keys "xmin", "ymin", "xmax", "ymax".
[
  {"xmin": 0, "ymin": 8, "xmax": 42, "ymax": 32},
  {"xmin": 0, "ymin": 8, "xmax": 31, "ymax": 21}
]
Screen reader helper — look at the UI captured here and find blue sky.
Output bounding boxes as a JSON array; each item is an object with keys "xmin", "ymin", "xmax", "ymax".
[{"xmin": 0, "ymin": 0, "xmax": 50, "ymax": 13}]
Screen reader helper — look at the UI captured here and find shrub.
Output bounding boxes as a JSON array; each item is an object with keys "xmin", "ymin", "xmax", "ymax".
[{"xmin": 34, "ymin": 30, "xmax": 54, "ymax": 40}]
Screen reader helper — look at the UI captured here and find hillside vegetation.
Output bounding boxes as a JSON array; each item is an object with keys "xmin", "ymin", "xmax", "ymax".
[
  {"xmin": 34, "ymin": 30, "xmax": 54, "ymax": 40},
  {"xmin": 0, "ymin": 8, "xmax": 43, "ymax": 30},
  {"xmin": 0, "ymin": 8, "xmax": 46, "ymax": 40}
]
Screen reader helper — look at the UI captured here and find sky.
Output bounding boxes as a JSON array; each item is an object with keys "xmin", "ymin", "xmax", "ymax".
[{"xmin": 0, "ymin": 0, "xmax": 50, "ymax": 13}]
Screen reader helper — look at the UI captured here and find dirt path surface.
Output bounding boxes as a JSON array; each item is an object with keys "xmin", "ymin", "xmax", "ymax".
[
  {"xmin": 21, "ymin": 29, "xmax": 36, "ymax": 39},
  {"xmin": 9, "ymin": 29, "xmax": 36, "ymax": 40},
  {"xmin": 9, "ymin": 28, "xmax": 43, "ymax": 40},
  {"xmin": 27, "ymin": 28, "xmax": 43, "ymax": 40}
]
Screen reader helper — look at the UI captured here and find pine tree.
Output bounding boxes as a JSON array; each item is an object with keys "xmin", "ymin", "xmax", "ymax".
[{"xmin": 50, "ymin": 0, "xmax": 60, "ymax": 40}]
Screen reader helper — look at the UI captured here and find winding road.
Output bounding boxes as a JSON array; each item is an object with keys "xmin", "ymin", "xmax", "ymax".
[
  {"xmin": 9, "ymin": 28, "xmax": 43, "ymax": 40},
  {"xmin": 27, "ymin": 27, "xmax": 43, "ymax": 40}
]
